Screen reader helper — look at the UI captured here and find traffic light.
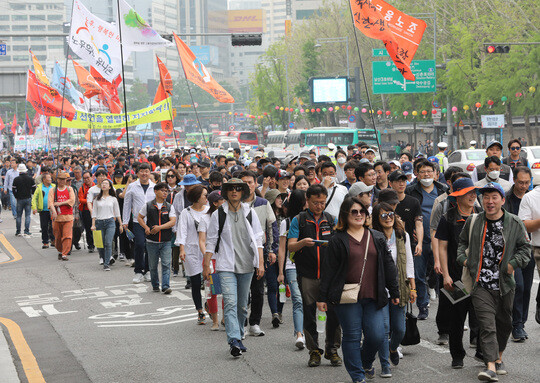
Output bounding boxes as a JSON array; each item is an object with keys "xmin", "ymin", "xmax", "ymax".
[
  {"xmin": 231, "ymin": 34, "xmax": 262, "ymax": 46},
  {"xmin": 486, "ymin": 45, "xmax": 510, "ymax": 54}
]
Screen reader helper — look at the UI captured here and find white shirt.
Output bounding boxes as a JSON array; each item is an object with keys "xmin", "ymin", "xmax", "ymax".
[
  {"xmin": 518, "ymin": 187, "xmax": 540, "ymax": 246},
  {"xmin": 324, "ymin": 184, "xmax": 348, "ymax": 219},
  {"xmin": 280, "ymin": 219, "xmax": 295, "ymax": 270},
  {"xmin": 175, "ymin": 206, "xmax": 209, "ymax": 276},
  {"xmin": 91, "ymin": 196, "xmax": 121, "ymax": 220},
  {"xmin": 122, "ymin": 180, "xmax": 156, "ymax": 224},
  {"xmin": 87, "ymin": 185, "xmax": 101, "ymax": 206}
]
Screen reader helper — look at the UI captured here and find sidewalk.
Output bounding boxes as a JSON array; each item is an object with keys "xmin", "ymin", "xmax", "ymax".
[{"xmin": 0, "ymin": 325, "xmax": 21, "ymax": 383}]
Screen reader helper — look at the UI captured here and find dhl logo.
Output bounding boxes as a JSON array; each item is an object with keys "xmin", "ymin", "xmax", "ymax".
[{"xmin": 233, "ymin": 16, "xmax": 260, "ymax": 22}]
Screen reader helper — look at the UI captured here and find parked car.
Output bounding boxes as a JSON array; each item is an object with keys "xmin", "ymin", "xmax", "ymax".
[
  {"xmin": 521, "ymin": 146, "xmax": 540, "ymax": 185},
  {"xmin": 446, "ymin": 149, "xmax": 486, "ymax": 174}
]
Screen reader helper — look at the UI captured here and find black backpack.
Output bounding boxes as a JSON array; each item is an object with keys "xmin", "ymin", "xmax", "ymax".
[{"xmin": 214, "ymin": 205, "xmax": 253, "ymax": 253}]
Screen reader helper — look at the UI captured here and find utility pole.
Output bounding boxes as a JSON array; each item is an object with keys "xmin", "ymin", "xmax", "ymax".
[{"xmin": 354, "ymin": 67, "xmax": 365, "ymax": 130}]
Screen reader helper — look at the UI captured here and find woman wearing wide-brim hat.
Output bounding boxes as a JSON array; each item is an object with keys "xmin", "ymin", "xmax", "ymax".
[{"xmin": 202, "ymin": 178, "xmax": 264, "ymax": 357}]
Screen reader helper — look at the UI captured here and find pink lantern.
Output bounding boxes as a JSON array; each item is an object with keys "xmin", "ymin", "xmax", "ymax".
[
  {"xmin": 275, "ymin": 106, "xmax": 279, "ymax": 110},
  {"xmin": 516, "ymin": 92, "xmax": 522, "ymax": 98},
  {"xmin": 328, "ymin": 107, "xmax": 334, "ymax": 112},
  {"xmin": 361, "ymin": 108, "xmax": 367, "ymax": 113},
  {"xmin": 300, "ymin": 109, "xmax": 304, "ymax": 113},
  {"xmin": 403, "ymin": 111, "xmax": 409, "ymax": 116}
]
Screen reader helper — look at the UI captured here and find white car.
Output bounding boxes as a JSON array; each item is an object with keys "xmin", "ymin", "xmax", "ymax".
[
  {"xmin": 446, "ymin": 149, "xmax": 487, "ymax": 174},
  {"xmin": 521, "ymin": 146, "xmax": 540, "ymax": 185}
]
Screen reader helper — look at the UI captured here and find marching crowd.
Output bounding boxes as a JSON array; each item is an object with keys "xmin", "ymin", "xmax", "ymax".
[{"xmin": 0, "ymin": 139, "xmax": 539, "ymax": 383}]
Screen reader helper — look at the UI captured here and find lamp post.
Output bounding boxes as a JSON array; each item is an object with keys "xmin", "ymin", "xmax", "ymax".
[{"xmin": 315, "ymin": 36, "xmax": 350, "ymax": 78}]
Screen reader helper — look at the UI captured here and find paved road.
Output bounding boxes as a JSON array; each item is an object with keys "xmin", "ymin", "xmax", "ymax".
[{"xmin": 0, "ymin": 213, "xmax": 538, "ymax": 383}]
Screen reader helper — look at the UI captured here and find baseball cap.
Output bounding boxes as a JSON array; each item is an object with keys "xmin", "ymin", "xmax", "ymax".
[
  {"xmin": 378, "ymin": 188, "xmax": 399, "ymax": 205},
  {"xmin": 97, "ymin": 155, "xmax": 104, "ymax": 160},
  {"xmin": 199, "ymin": 161, "xmax": 211, "ymax": 168},
  {"xmin": 389, "ymin": 160, "xmax": 400, "ymax": 167},
  {"xmin": 113, "ymin": 169, "xmax": 124, "ymax": 178},
  {"xmin": 477, "ymin": 182, "xmax": 504, "ymax": 198},
  {"xmin": 449, "ymin": 178, "xmax": 477, "ymax": 197},
  {"xmin": 282, "ymin": 155, "xmax": 298, "ymax": 168},
  {"xmin": 304, "ymin": 160, "xmax": 316, "ymax": 169},
  {"xmin": 401, "ymin": 161, "xmax": 413, "ymax": 175},
  {"xmin": 207, "ymin": 190, "xmax": 224, "ymax": 205},
  {"xmin": 486, "ymin": 140, "xmax": 503, "ymax": 151},
  {"xmin": 427, "ymin": 156, "xmax": 439, "ymax": 163},
  {"xmin": 389, "ymin": 170, "xmax": 408, "ymax": 182},
  {"xmin": 299, "ymin": 151, "xmax": 310, "ymax": 160},
  {"xmin": 365, "ymin": 148, "xmax": 375, "ymax": 154},
  {"xmin": 349, "ymin": 181, "xmax": 374, "ymax": 197},
  {"xmin": 256, "ymin": 157, "xmax": 271, "ymax": 169},
  {"xmin": 275, "ymin": 169, "xmax": 291, "ymax": 180},
  {"xmin": 230, "ymin": 165, "xmax": 243, "ymax": 175},
  {"xmin": 264, "ymin": 189, "xmax": 288, "ymax": 205}
]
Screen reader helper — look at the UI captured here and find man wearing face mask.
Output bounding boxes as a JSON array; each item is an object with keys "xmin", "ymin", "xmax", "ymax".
[
  {"xmin": 475, "ymin": 156, "xmax": 512, "ymax": 194},
  {"xmin": 320, "ymin": 162, "xmax": 348, "ymax": 219},
  {"xmin": 334, "ymin": 150, "xmax": 348, "ymax": 183},
  {"xmin": 406, "ymin": 160, "xmax": 448, "ymax": 319},
  {"xmin": 471, "ymin": 141, "xmax": 513, "ymax": 183}
]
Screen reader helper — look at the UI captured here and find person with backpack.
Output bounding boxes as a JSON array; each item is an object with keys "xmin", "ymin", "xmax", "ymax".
[
  {"xmin": 203, "ymin": 178, "xmax": 264, "ymax": 357},
  {"xmin": 48, "ymin": 172, "xmax": 76, "ymax": 261},
  {"xmin": 137, "ymin": 182, "xmax": 177, "ymax": 294},
  {"xmin": 176, "ymin": 185, "xmax": 210, "ymax": 324},
  {"xmin": 287, "ymin": 184, "xmax": 342, "ymax": 368},
  {"xmin": 277, "ymin": 189, "xmax": 306, "ymax": 349}
]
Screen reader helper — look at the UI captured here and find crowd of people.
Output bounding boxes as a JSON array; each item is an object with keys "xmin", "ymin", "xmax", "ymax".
[{"xmin": 0, "ymin": 138, "xmax": 538, "ymax": 383}]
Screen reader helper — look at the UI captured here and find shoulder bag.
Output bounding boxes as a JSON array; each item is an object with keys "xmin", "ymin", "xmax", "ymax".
[
  {"xmin": 340, "ymin": 230, "xmax": 371, "ymax": 304},
  {"xmin": 401, "ymin": 302, "xmax": 420, "ymax": 346}
]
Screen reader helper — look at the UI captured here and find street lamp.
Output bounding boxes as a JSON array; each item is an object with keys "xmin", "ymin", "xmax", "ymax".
[{"xmin": 315, "ymin": 37, "xmax": 350, "ymax": 78}]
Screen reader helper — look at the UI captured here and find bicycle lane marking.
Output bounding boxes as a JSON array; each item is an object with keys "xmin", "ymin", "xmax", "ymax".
[
  {"xmin": 0, "ymin": 233, "xmax": 23, "ymax": 264},
  {"xmin": 0, "ymin": 317, "xmax": 46, "ymax": 383}
]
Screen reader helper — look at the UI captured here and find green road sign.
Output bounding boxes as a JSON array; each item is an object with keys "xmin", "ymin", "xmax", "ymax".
[
  {"xmin": 372, "ymin": 48, "xmax": 389, "ymax": 57},
  {"xmin": 372, "ymin": 60, "xmax": 436, "ymax": 94}
]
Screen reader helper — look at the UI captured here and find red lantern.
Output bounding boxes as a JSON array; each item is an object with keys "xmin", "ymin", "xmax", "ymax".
[
  {"xmin": 263, "ymin": 112, "xmax": 268, "ymax": 116},
  {"xmin": 385, "ymin": 110, "xmax": 391, "ymax": 116},
  {"xmin": 316, "ymin": 108, "xmax": 321, "ymax": 112},
  {"xmin": 240, "ymin": 113, "xmax": 243, "ymax": 116},
  {"xmin": 311, "ymin": 108, "xmax": 315, "ymax": 113},
  {"xmin": 347, "ymin": 106, "xmax": 352, "ymax": 110},
  {"xmin": 234, "ymin": 112, "xmax": 238, "ymax": 116},
  {"xmin": 377, "ymin": 110, "xmax": 383, "ymax": 115},
  {"xmin": 432, "ymin": 109, "xmax": 437, "ymax": 114},
  {"xmin": 487, "ymin": 100, "xmax": 494, "ymax": 106},
  {"xmin": 421, "ymin": 110, "xmax": 427, "ymax": 115}
]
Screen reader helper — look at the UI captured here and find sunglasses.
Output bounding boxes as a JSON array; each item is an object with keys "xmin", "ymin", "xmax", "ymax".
[
  {"xmin": 510, "ymin": 146, "xmax": 521, "ymax": 151},
  {"xmin": 166, "ymin": 175, "xmax": 176, "ymax": 178},
  {"xmin": 349, "ymin": 209, "xmax": 367, "ymax": 216},
  {"xmin": 380, "ymin": 212, "xmax": 395, "ymax": 220},
  {"xmin": 230, "ymin": 186, "xmax": 244, "ymax": 192}
]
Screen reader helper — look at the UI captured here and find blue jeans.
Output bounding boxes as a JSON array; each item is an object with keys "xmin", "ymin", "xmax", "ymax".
[
  {"xmin": 95, "ymin": 218, "xmax": 116, "ymax": 267},
  {"xmin": 16, "ymin": 198, "xmax": 31, "ymax": 234},
  {"xmin": 334, "ymin": 299, "xmax": 386, "ymax": 382},
  {"xmin": 219, "ymin": 271, "xmax": 253, "ymax": 344},
  {"xmin": 9, "ymin": 191, "xmax": 17, "ymax": 219},
  {"xmin": 285, "ymin": 268, "xmax": 303, "ymax": 334},
  {"xmin": 378, "ymin": 300, "xmax": 406, "ymax": 369},
  {"xmin": 414, "ymin": 243, "xmax": 432, "ymax": 309},
  {"xmin": 132, "ymin": 222, "xmax": 149, "ymax": 274},
  {"xmin": 512, "ymin": 254, "xmax": 536, "ymax": 329},
  {"xmin": 146, "ymin": 241, "xmax": 171, "ymax": 290},
  {"xmin": 265, "ymin": 262, "xmax": 284, "ymax": 314}
]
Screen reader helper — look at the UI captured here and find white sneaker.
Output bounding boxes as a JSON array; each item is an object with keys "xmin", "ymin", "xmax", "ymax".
[
  {"xmin": 429, "ymin": 288, "xmax": 437, "ymax": 301},
  {"xmin": 248, "ymin": 324, "xmax": 265, "ymax": 336},
  {"xmin": 118, "ymin": 253, "xmax": 126, "ymax": 261},
  {"xmin": 397, "ymin": 346, "xmax": 403, "ymax": 359},
  {"xmin": 143, "ymin": 272, "xmax": 152, "ymax": 282},
  {"xmin": 132, "ymin": 273, "xmax": 144, "ymax": 284},
  {"xmin": 125, "ymin": 259, "xmax": 135, "ymax": 267},
  {"xmin": 99, "ymin": 258, "xmax": 104, "ymax": 265},
  {"xmin": 464, "ymin": 325, "xmax": 469, "ymax": 331},
  {"xmin": 295, "ymin": 335, "xmax": 306, "ymax": 350}
]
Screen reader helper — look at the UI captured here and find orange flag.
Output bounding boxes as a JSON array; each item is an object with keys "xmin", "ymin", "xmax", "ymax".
[
  {"xmin": 26, "ymin": 70, "xmax": 77, "ymax": 121},
  {"xmin": 173, "ymin": 33, "xmax": 234, "ymax": 103},
  {"xmin": 153, "ymin": 83, "xmax": 173, "ymax": 135},
  {"xmin": 349, "ymin": 0, "xmax": 426, "ymax": 81},
  {"xmin": 156, "ymin": 56, "xmax": 173, "ymax": 95},
  {"xmin": 72, "ymin": 59, "xmax": 103, "ymax": 99},
  {"xmin": 30, "ymin": 49, "xmax": 51, "ymax": 86}
]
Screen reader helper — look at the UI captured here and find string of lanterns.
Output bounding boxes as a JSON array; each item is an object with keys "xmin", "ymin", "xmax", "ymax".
[{"xmin": 229, "ymin": 87, "xmax": 536, "ymax": 121}]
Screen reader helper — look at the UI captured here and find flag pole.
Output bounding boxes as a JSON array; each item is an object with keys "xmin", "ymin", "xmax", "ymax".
[
  {"xmin": 24, "ymin": 73, "xmax": 29, "ymax": 155},
  {"xmin": 116, "ymin": 0, "xmax": 131, "ymax": 163},
  {"xmin": 348, "ymin": 5, "xmax": 382, "ymax": 154}
]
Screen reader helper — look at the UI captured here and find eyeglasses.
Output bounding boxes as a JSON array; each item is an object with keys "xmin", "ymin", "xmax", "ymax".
[
  {"xmin": 418, "ymin": 170, "xmax": 434, "ymax": 175},
  {"xmin": 349, "ymin": 209, "xmax": 366, "ymax": 216},
  {"xmin": 230, "ymin": 186, "xmax": 244, "ymax": 192},
  {"xmin": 311, "ymin": 201, "xmax": 326, "ymax": 206},
  {"xmin": 380, "ymin": 212, "xmax": 395, "ymax": 220},
  {"xmin": 510, "ymin": 146, "xmax": 521, "ymax": 151}
]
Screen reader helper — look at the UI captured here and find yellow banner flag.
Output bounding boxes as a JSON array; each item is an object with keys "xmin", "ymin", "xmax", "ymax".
[
  {"xmin": 30, "ymin": 49, "xmax": 51, "ymax": 86},
  {"xmin": 49, "ymin": 97, "xmax": 172, "ymax": 129}
]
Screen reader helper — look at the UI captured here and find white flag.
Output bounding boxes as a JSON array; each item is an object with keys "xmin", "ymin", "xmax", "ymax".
[
  {"xmin": 117, "ymin": 0, "xmax": 172, "ymax": 51},
  {"xmin": 69, "ymin": 0, "xmax": 131, "ymax": 82}
]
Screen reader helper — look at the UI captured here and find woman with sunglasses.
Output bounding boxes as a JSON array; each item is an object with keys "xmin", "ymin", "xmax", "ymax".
[
  {"xmin": 317, "ymin": 196, "xmax": 400, "ymax": 383},
  {"xmin": 371, "ymin": 202, "xmax": 416, "ymax": 378}
]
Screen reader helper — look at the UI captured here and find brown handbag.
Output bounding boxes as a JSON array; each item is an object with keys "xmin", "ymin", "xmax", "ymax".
[{"xmin": 340, "ymin": 231, "xmax": 371, "ymax": 304}]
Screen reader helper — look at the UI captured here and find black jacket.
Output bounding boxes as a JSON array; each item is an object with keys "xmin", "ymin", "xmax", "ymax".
[
  {"xmin": 12, "ymin": 173, "xmax": 35, "ymax": 200},
  {"xmin": 405, "ymin": 179, "xmax": 448, "ymax": 205},
  {"xmin": 318, "ymin": 229, "xmax": 400, "ymax": 309}
]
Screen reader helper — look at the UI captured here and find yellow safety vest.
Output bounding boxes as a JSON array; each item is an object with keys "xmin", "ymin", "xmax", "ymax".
[{"xmin": 435, "ymin": 152, "xmax": 446, "ymax": 172}]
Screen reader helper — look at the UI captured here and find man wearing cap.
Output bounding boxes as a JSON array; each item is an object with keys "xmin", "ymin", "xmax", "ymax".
[
  {"xmin": 435, "ymin": 142, "xmax": 449, "ymax": 172},
  {"xmin": 13, "ymin": 164, "xmax": 35, "ymax": 237},
  {"xmin": 340, "ymin": 161, "xmax": 358, "ymax": 190},
  {"xmin": 517, "ymin": 171, "xmax": 540, "ymax": 333},
  {"xmin": 348, "ymin": 181, "xmax": 374, "ymax": 213},
  {"xmin": 298, "ymin": 151, "xmax": 310, "ymax": 165},
  {"xmin": 91, "ymin": 155, "xmax": 106, "ymax": 174},
  {"xmin": 469, "ymin": 140, "xmax": 477, "ymax": 149},
  {"xmin": 364, "ymin": 148, "xmax": 376, "ymax": 164},
  {"xmin": 282, "ymin": 155, "xmax": 298, "ymax": 174},
  {"xmin": 475, "ymin": 156, "xmax": 513, "ymax": 194},
  {"xmin": 197, "ymin": 160, "xmax": 211, "ymax": 187},
  {"xmin": 471, "ymin": 140, "xmax": 513, "ymax": 183},
  {"xmin": 242, "ymin": 146, "xmax": 252, "ymax": 160},
  {"xmin": 324, "ymin": 143, "xmax": 337, "ymax": 164},
  {"xmin": 401, "ymin": 161, "xmax": 415, "ymax": 184},
  {"xmin": 48, "ymin": 172, "xmax": 76, "ymax": 261},
  {"xmin": 203, "ymin": 178, "xmax": 264, "ymax": 357},
  {"xmin": 435, "ymin": 178, "xmax": 482, "ymax": 368},
  {"xmin": 275, "ymin": 170, "xmax": 291, "ymax": 195},
  {"xmin": 458, "ymin": 182, "xmax": 530, "ymax": 381}
]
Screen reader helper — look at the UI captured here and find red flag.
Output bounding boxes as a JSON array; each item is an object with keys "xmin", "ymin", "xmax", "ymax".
[
  {"xmin": 32, "ymin": 113, "xmax": 40, "ymax": 128},
  {"xmin": 156, "ymin": 56, "xmax": 173, "ymax": 95},
  {"xmin": 72, "ymin": 59, "xmax": 103, "ymax": 99},
  {"xmin": 116, "ymin": 128, "xmax": 127, "ymax": 141},
  {"xmin": 61, "ymin": 127, "xmax": 68, "ymax": 135},
  {"xmin": 0, "ymin": 116, "xmax": 4, "ymax": 131},
  {"xmin": 349, "ymin": 0, "xmax": 426, "ymax": 81},
  {"xmin": 153, "ymin": 83, "xmax": 173, "ymax": 135},
  {"xmin": 173, "ymin": 33, "xmax": 234, "ymax": 103},
  {"xmin": 11, "ymin": 114, "xmax": 17, "ymax": 135},
  {"xmin": 90, "ymin": 67, "xmax": 123, "ymax": 113},
  {"xmin": 26, "ymin": 70, "xmax": 77, "ymax": 121},
  {"xmin": 25, "ymin": 112, "xmax": 34, "ymax": 135}
]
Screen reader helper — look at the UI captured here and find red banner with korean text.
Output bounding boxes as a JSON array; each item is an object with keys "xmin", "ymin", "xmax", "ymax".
[{"xmin": 350, "ymin": 0, "xmax": 426, "ymax": 81}]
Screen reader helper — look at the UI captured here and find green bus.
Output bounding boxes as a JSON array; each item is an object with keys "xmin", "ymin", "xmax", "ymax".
[
  {"xmin": 186, "ymin": 132, "xmax": 211, "ymax": 145},
  {"xmin": 300, "ymin": 127, "xmax": 380, "ymax": 149}
]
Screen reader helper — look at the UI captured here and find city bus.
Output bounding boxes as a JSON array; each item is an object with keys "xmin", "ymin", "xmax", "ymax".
[
  {"xmin": 227, "ymin": 130, "xmax": 258, "ymax": 146},
  {"xmin": 300, "ymin": 127, "xmax": 381, "ymax": 150},
  {"xmin": 266, "ymin": 131, "xmax": 287, "ymax": 148}
]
